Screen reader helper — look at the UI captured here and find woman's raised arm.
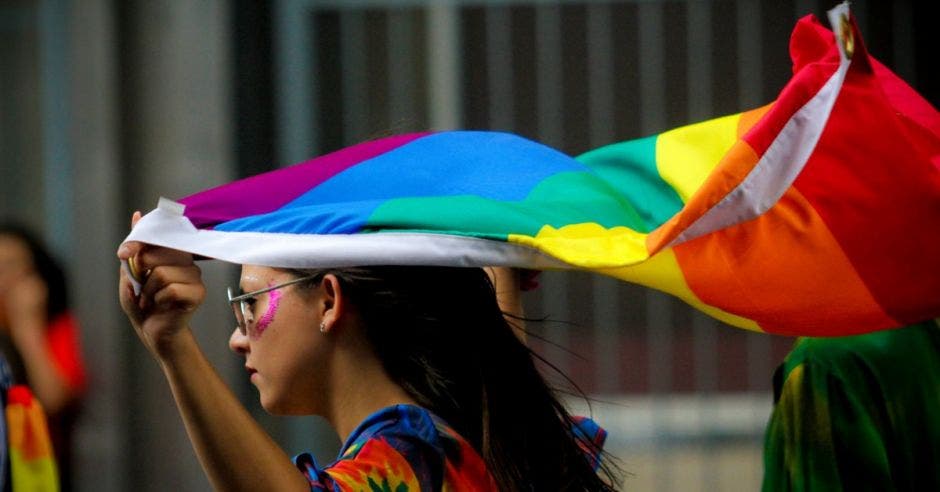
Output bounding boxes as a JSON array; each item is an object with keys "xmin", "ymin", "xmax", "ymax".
[{"xmin": 117, "ymin": 213, "xmax": 309, "ymax": 492}]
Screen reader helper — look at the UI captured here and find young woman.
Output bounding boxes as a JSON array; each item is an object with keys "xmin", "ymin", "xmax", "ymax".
[
  {"xmin": 118, "ymin": 213, "xmax": 619, "ymax": 491},
  {"xmin": 0, "ymin": 223, "xmax": 88, "ymax": 489}
]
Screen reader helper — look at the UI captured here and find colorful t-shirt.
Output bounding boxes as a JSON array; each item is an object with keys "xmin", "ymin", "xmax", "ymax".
[{"xmin": 294, "ymin": 404, "xmax": 496, "ymax": 491}]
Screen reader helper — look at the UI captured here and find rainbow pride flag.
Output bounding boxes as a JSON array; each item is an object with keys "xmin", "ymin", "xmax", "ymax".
[
  {"xmin": 4, "ymin": 386, "xmax": 59, "ymax": 491},
  {"xmin": 124, "ymin": 4, "xmax": 939, "ymax": 336}
]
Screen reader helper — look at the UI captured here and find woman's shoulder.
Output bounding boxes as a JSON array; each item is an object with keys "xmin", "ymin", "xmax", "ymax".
[{"xmin": 295, "ymin": 404, "xmax": 496, "ymax": 491}]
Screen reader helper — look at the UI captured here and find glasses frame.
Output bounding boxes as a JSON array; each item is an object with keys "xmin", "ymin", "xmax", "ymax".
[{"xmin": 227, "ymin": 273, "xmax": 321, "ymax": 335}]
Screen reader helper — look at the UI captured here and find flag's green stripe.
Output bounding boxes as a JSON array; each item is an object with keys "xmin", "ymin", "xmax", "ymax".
[
  {"xmin": 576, "ymin": 135, "xmax": 685, "ymax": 229},
  {"xmin": 363, "ymin": 170, "xmax": 651, "ymax": 238}
]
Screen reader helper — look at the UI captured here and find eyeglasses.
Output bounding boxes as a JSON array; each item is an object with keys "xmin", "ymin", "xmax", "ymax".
[{"xmin": 227, "ymin": 274, "xmax": 321, "ymax": 335}]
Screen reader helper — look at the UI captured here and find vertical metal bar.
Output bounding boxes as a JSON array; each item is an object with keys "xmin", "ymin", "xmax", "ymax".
[
  {"xmin": 891, "ymin": 1, "xmax": 915, "ymax": 84},
  {"xmin": 687, "ymin": 0, "xmax": 713, "ymax": 121},
  {"xmin": 850, "ymin": 0, "xmax": 869, "ymax": 37},
  {"xmin": 686, "ymin": 3, "xmax": 719, "ymax": 487},
  {"xmin": 637, "ymin": 3, "xmax": 672, "ymax": 488},
  {"xmin": 692, "ymin": 311, "xmax": 719, "ymax": 490},
  {"xmin": 485, "ymin": 5, "xmax": 513, "ymax": 131},
  {"xmin": 794, "ymin": 0, "xmax": 819, "ymax": 19},
  {"xmin": 275, "ymin": 0, "xmax": 317, "ymax": 164},
  {"xmin": 341, "ymin": 9, "xmax": 368, "ymax": 143},
  {"xmin": 736, "ymin": 0, "xmax": 763, "ymax": 108},
  {"xmin": 534, "ymin": 3, "xmax": 569, "ymax": 375},
  {"xmin": 426, "ymin": 3, "xmax": 461, "ymax": 130},
  {"xmin": 585, "ymin": 2, "xmax": 620, "ymax": 394},
  {"xmin": 737, "ymin": 4, "xmax": 771, "ymax": 487},
  {"xmin": 38, "ymin": 0, "xmax": 73, "ymax": 260},
  {"xmin": 387, "ymin": 8, "xmax": 417, "ymax": 128},
  {"xmin": 535, "ymin": 3, "xmax": 563, "ymax": 146},
  {"xmin": 638, "ymin": 1, "xmax": 666, "ymax": 136},
  {"xmin": 67, "ymin": 2, "xmax": 127, "ymax": 489},
  {"xmin": 586, "ymin": 3, "xmax": 614, "ymax": 146}
]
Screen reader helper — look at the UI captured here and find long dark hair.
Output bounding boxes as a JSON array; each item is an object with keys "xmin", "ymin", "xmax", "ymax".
[
  {"xmin": 0, "ymin": 223, "xmax": 70, "ymax": 320},
  {"xmin": 291, "ymin": 265, "xmax": 621, "ymax": 491}
]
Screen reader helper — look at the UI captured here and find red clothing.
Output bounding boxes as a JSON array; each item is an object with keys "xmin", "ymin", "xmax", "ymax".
[{"xmin": 43, "ymin": 312, "xmax": 87, "ymax": 395}]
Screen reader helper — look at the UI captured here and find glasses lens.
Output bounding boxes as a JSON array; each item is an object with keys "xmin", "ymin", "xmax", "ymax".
[
  {"xmin": 228, "ymin": 287, "xmax": 248, "ymax": 335},
  {"xmin": 240, "ymin": 300, "xmax": 254, "ymax": 333},
  {"xmin": 230, "ymin": 302, "xmax": 245, "ymax": 335}
]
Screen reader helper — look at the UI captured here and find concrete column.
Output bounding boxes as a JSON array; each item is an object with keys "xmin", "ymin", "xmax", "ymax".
[
  {"xmin": 117, "ymin": 1, "xmax": 235, "ymax": 490},
  {"xmin": 67, "ymin": 2, "xmax": 126, "ymax": 491}
]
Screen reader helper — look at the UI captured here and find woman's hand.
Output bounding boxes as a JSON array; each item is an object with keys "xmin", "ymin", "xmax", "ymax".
[
  {"xmin": 5, "ymin": 271, "xmax": 48, "ymax": 337},
  {"xmin": 117, "ymin": 212, "xmax": 206, "ymax": 360}
]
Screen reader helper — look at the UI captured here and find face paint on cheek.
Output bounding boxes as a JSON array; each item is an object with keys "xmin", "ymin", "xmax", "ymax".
[{"xmin": 253, "ymin": 288, "xmax": 282, "ymax": 339}]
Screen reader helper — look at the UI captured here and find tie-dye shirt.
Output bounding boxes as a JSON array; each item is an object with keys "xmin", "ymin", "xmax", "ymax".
[
  {"xmin": 294, "ymin": 404, "xmax": 608, "ymax": 491},
  {"xmin": 294, "ymin": 404, "xmax": 496, "ymax": 491}
]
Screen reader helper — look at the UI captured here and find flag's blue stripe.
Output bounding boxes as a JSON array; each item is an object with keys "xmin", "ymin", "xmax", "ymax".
[{"xmin": 216, "ymin": 131, "xmax": 586, "ymax": 234}]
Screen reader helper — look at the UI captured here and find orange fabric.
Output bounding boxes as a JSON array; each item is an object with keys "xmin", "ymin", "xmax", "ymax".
[
  {"xmin": 326, "ymin": 438, "xmax": 421, "ymax": 490},
  {"xmin": 737, "ymin": 103, "xmax": 773, "ymax": 137},
  {"xmin": 674, "ymin": 187, "xmax": 899, "ymax": 335},
  {"xmin": 6, "ymin": 386, "xmax": 55, "ymax": 461},
  {"xmin": 44, "ymin": 312, "xmax": 87, "ymax": 393},
  {"xmin": 647, "ymin": 139, "xmax": 761, "ymax": 252}
]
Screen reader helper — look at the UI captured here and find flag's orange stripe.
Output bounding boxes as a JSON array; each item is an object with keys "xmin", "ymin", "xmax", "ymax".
[
  {"xmin": 6, "ymin": 405, "xmax": 55, "ymax": 461},
  {"xmin": 674, "ymin": 187, "xmax": 900, "ymax": 336},
  {"xmin": 737, "ymin": 103, "xmax": 773, "ymax": 137},
  {"xmin": 647, "ymin": 139, "xmax": 761, "ymax": 252}
]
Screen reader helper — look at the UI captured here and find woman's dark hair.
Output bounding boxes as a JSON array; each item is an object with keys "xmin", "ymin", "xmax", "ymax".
[
  {"xmin": 0, "ymin": 223, "xmax": 70, "ymax": 320},
  {"xmin": 291, "ymin": 265, "xmax": 621, "ymax": 491}
]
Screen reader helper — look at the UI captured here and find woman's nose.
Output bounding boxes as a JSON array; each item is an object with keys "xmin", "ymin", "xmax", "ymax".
[{"xmin": 228, "ymin": 327, "xmax": 249, "ymax": 354}]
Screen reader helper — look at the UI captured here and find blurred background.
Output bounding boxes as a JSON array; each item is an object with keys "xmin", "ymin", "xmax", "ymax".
[{"xmin": 1, "ymin": 0, "xmax": 936, "ymax": 490}]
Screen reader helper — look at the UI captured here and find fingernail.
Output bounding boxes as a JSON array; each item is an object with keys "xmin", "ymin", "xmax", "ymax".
[{"xmin": 117, "ymin": 244, "xmax": 130, "ymax": 258}]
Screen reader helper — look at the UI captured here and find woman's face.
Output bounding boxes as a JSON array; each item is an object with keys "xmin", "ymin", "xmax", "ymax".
[
  {"xmin": 0, "ymin": 235, "xmax": 33, "ymax": 325},
  {"xmin": 228, "ymin": 265, "xmax": 330, "ymax": 415}
]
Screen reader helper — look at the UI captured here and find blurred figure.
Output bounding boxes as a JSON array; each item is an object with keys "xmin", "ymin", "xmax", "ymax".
[
  {"xmin": 0, "ymin": 223, "xmax": 87, "ymax": 491},
  {"xmin": 763, "ymin": 319, "xmax": 940, "ymax": 491}
]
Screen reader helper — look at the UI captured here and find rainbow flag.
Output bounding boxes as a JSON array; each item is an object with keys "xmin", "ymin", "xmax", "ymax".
[
  {"xmin": 4, "ymin": 386, "xmax": 59, "ymax": 491},
  {"xmin": 124, "ymin": 4, "xmax": 939, "ymax": 336}
]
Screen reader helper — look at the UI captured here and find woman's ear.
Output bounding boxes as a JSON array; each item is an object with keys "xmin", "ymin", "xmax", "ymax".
[{"xmin": 317, "ymin": 274, "xmax": 344, "ymax": 333}]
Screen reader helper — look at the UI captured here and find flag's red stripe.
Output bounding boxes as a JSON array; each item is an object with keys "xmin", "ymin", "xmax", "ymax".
[
  {"xmin": 792, "ymin": 66, "xmax": 940, "ymax": 324},
  {"xmin": 675, "ymin": 187, "xmax": 899, "ymax": 336}
]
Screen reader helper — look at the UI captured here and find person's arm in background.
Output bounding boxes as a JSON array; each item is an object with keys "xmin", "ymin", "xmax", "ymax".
[{"xmin": 5, "ymin": 274, "xmax": 75, "ymax": 414}]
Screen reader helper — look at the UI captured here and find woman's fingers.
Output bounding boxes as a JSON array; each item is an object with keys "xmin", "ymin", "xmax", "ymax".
[
  {"xmin": 138, "ymin": 264, "xmax": 204, "ymax": 311},
  {"xmin": 152, "ymin": 282, "xmax": 207, "ymax": 314},
  {"xmin": 137, "ymin": 247, "xmax": 194, "ymax": 268},
  {"xmin": 117, "ymin": 241, "xmax": 143, "ymax": 261},
  {"xmin": 120, "ymin": 244, "xmax": 195, "ymax": 285},
  {"xmin": 117, "ymin": 210, "xmax": 145, "ymax": 261},
  {"xmin": 118, "ymin": 266, "xmax": 145, "ymax": 322}
]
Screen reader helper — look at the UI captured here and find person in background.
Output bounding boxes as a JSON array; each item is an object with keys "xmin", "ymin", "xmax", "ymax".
[
  {"xmin": 0, "ymin": 223, "xmax": 88, "ymax": 490},
  {"xmin": 763, "ymin": 319, "xmax": 940, "ymax": 491}
]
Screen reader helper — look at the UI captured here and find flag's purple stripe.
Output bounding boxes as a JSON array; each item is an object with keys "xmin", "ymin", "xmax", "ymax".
[{"xmin": 179, "ymin": 132, "xmax": 431, "ymax": 228}]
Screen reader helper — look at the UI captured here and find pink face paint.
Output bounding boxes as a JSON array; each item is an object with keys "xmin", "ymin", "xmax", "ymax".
[{"xmin": 253, "ymin": 287, "xmax": 281, "ymax": 339}]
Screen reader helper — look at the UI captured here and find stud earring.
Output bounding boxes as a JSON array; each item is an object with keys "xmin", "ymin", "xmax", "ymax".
[{"xmin": 319, "ymin": 322, "xmax": 327, "ymax": 333}]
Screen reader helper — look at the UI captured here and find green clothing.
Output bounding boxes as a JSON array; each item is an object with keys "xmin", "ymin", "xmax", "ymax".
[{"xmin": 763, "ymin": 320, "xmax": 940, "ymax": 491}]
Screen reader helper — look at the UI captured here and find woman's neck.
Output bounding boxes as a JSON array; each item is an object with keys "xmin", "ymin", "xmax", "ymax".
[{"xmin": 325, "ymin": 336, "xmax": 418, "ymax": 441}]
